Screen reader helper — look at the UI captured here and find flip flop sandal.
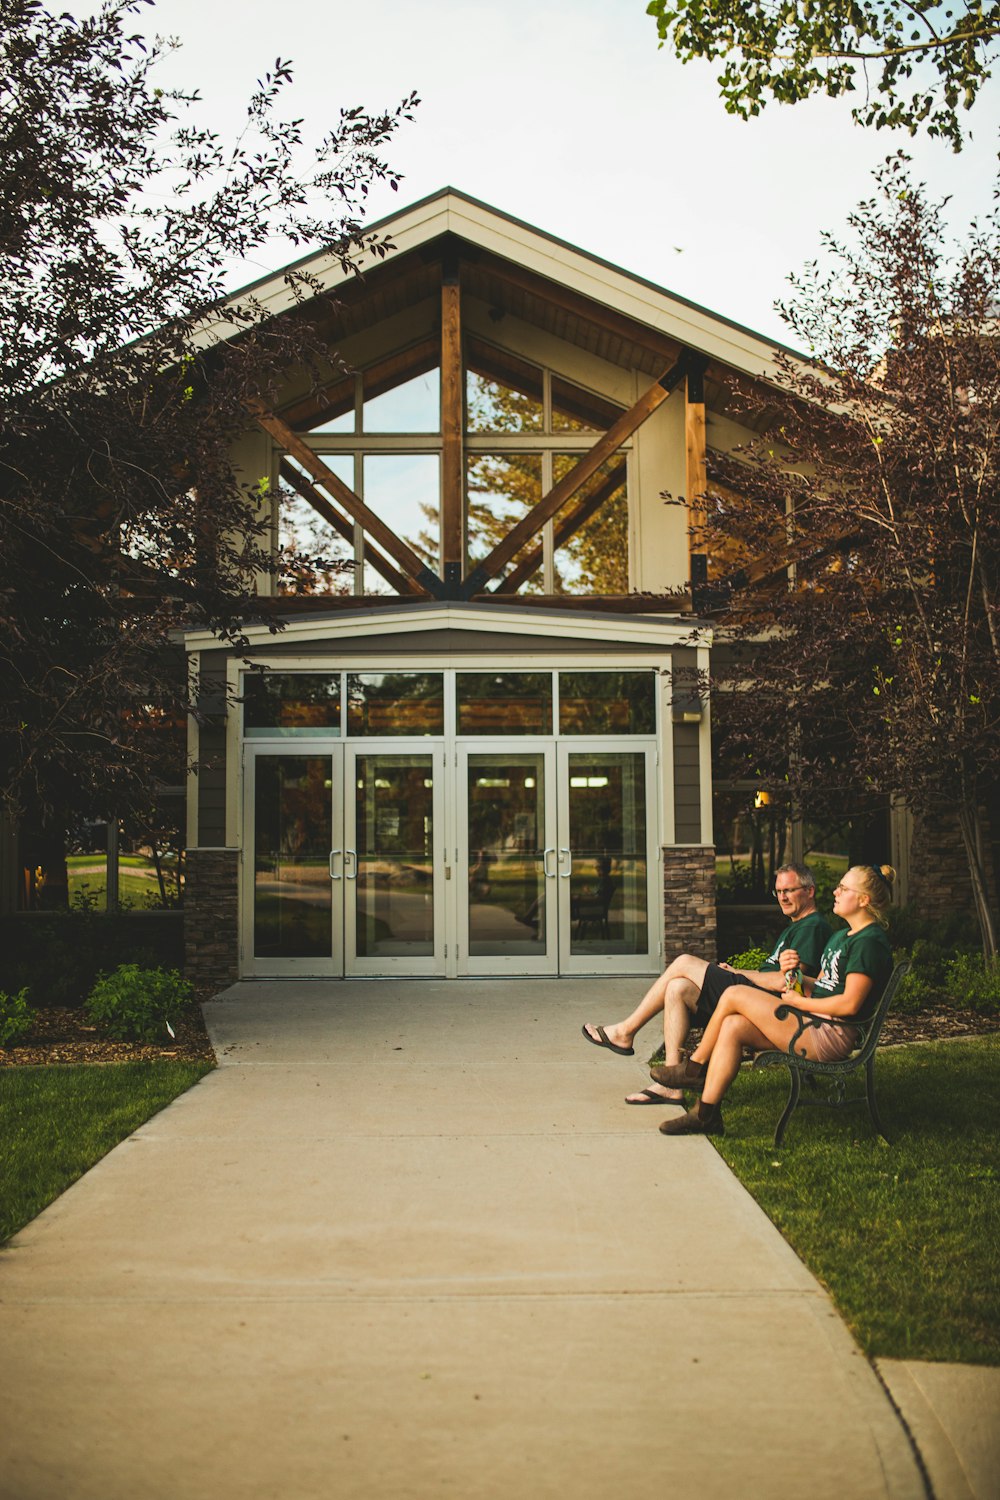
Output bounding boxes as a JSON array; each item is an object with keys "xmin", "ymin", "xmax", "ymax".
[
  {"xmin": 626, "ymin": 1088, "xmax": 684, "ymax": 1106},
  {"xmin": 581, "ymin": 1024, "xmax": 634, "ymax": 1056}
]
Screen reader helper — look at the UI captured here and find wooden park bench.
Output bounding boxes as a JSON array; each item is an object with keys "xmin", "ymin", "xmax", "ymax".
[{"xmin": 752, "ymin": 959, "xmax": 911, "ymax": 1146}]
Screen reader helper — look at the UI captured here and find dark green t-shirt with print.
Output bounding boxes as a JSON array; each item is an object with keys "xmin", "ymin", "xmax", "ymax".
[
  {"xmin": 759, "ymin": 910, "xmax": 833, "ymax": 976},
  {"xmin": 811, "ymin": 922, "xmax": 894, "ymax": 1019}
]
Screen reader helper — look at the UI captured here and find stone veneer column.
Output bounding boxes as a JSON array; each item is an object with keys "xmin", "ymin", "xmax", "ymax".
[
  {"xmin": 663, "ymin": 846, "xmax": 717, "ymax": 961},
  {"xmin": 907, "ymin": 811, "xmax": 998, "ymax": 927},
  {"xmin": 184, "ymin": 847, "xmax": 240, "ymax": 996}
]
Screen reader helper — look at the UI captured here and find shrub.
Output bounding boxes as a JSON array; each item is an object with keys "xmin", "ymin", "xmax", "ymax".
[
  {"xmin": 942, "ymin": 952, "xmax": 1000, "ymax": 1016},
  {"xmin": 726, "ymin": 944, "xmax": 771, "ymax": 970},
  {"xmin": 84, "ymin": 965, "xmax": 192, "ymax": 1042},
  {"xmin": 0, "ymin": 988, "xmax": 37, "ymax": 1048},
  {"xmin": 0, "ymin": 911, "xmax": 181, "ymax": 1008}
]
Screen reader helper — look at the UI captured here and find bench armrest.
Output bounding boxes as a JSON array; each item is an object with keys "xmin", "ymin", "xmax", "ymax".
[{"xmin": 771, "ymin": 1002, "xmax": 863, "ymax": 1056}]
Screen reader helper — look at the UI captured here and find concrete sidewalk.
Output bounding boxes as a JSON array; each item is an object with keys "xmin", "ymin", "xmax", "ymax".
[{"xmin": 0, "ymin": 979, "xmax": 983, "ymax": 1498}]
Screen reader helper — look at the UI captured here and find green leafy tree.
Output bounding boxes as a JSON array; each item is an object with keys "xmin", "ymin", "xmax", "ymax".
[
  {"xmin": 0, "ymin": 0, "xmax": 416, "ymax": 876},
  {"xmin": 647, "ymin": 0, "xmax": 1000, "ymax": 149},
  {"xmin": 701, "ymin": 156, "xmax": 1000, "ymax": 956}
]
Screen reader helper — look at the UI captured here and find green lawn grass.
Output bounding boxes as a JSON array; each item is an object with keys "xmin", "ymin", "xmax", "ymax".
[
  {"xmin": 713, "ymin": 1035, "xmax": 1000, "ymax": 1365},
  {"xmin": 0, "ymin": 1061, "xmax": 213, "ymax": 1243}
]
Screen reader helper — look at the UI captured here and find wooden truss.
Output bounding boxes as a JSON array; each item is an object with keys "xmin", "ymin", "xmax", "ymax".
[{"xmin": 249, "ymin": 252, "xmax": 708, "ymax": 602}]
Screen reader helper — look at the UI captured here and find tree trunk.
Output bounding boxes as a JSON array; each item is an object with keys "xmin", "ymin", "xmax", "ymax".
[{"xmin": 957, "ymin": 801, "xmax": 998, "ymax": 962}]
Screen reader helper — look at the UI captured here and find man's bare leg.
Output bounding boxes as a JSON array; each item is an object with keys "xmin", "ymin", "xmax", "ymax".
[
  {"xmin": 582, "ymin": 953, "xmax": 712, "ymax": 1054},
  {"xmin": 625, "ymin": 976, "xmax": 699, "ymax": 1104}
]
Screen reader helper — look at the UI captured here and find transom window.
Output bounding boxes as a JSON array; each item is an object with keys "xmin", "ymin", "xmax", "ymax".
[{"xmin": 244, "ymin": 670, "xmax": 657, "ymax": 738}]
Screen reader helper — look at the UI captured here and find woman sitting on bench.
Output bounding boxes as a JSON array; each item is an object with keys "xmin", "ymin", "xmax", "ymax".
[{"xmin": 651, "ymin": 864, "xmax": 896, "ymax": 1137}]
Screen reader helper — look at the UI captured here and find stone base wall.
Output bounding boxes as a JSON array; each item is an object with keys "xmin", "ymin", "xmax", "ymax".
[
  {"xmin": 184, "ymin": 847, "xmax": 240, "ymax": 997},
  {"xmin": 663, "ymin": 845, "xmax": 717, "ymax": 962},
  {"xmin": 908, "ymin": 810, "xmax": 998, "ymax": 930}
]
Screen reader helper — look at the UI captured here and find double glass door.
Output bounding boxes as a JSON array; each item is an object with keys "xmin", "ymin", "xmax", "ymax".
[{"xmin": 243, "ymin": 740, "xmax": 658, "ymax": 977}]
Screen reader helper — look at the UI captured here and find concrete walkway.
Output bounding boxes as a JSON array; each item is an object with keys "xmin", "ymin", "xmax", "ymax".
[{"xmin": 0, "ymin": 978, "xmax": 983, "ymax": 1499}]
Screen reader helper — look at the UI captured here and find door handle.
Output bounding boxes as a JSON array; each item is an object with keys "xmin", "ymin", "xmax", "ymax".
[
  {"xmin": 559, "ymin": 847, "xmax": 572, "ymax": 878},
  {"xmin": 543, "ymin": 846, "xmax": 556, "ymax": 878},
  {"xmin": 345, "ymin": 848, "xmax": 357, "ymax": 880},
  {"xmin": 329, "ymin": 849, "xmax": 343, "ymax": 880}
]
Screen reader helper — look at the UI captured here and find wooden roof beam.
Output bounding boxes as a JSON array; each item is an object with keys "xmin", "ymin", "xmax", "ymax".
[{"xmin": 440, "ymin": 252, "xmax": 463, "ymax": 592}]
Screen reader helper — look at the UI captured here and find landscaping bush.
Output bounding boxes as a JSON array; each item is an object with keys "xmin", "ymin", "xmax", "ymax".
[
  {"xmin": 942, "ymin": 952, "xmax": 1000, "ymax": 1015},
  {"xmin": 726, "ymin": 944, "xmax": 771, "ymax": 970},
  {"xmin": 0, "ymin": 988, "xmax": 37, "ymax": 1048},
  {"xmin": 0, "ymin": 910, "xmax": 182, "ymax": 1008},
  {"xmin": 892, "ymin": 937, "xmax": 1000, "ymax": 1016},
  {"xmin": 84, "ymin": 965, "xmax": 192, "ymax": 1042}
]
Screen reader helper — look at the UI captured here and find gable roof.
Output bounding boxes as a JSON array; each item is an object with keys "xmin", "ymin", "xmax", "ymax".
[{"xmin": 208, "ymin": 186, "xmax": 792, "ymax": 387}]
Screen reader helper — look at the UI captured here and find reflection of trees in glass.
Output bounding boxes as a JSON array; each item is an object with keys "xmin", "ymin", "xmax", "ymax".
[
  {"xmin": 244, "ymin": 673, "xmax": 341, "ymax": 731},
  {"xmin": 462, "ymin": 364, "xmax": 628, "ymax": 594},
  {"xmin": 466, "ymin": 341, "xmax": 544, "ymax": 433},
  {"xmin": 465, "ymin": 452, "xmax": 544, "ymax": 588},
  {"xmin": 347, "ymin": 673, "xmax": 445, "ymax": 735},
  {"xmin": 552, "ymin": 455, "xmax": 628, "ymax": 594},
  {"xmin": 277, "ymin": 483, "xmax": 356, "ymax": 595}
]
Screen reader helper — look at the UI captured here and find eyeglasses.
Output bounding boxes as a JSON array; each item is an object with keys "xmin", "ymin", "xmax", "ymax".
[
  {"xmin": 833, "ymin": 884, "xmax": 864, "ymax": 897},
  {"xmin": 772, "ymin": 885, "xmax": 809, "ymax": 898}
]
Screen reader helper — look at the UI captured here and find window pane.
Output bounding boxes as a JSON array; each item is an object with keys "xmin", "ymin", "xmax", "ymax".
[
  {"xmin": 355, "ymin": 755, "xmax": 435, "ymax": 957},
  {"xmin": 552, "ymin": 377, "xmax": 621, "ymax": 433},
  {"xmin": 279, "ymin": 454, "xmax": 356, "ymax": 595},
  {"xmin": 714, "ymin": 789, "xmax": 792, "ymax": 904},
  {"xmin": 309, "ymin": 407, "xmax": 355, "ymax": 435},
  {"xmin": 568, "ymin": 752, "xmax": 648, "ymax": 954},
  {"xmin": 559, "ymin": 671, "xmax": 656, "ymax": 734},
  {"xmin": 552, "ymin": 453, "xmax": 628, "ymax": 594},
  {"xmin": 457, "ymin": 672, "xmax": 553, "ymax": 734},
  {"xmin": 297, "ymin": 376, "xmax": 356, "ymax": 433},
  {"xmin": 253, "ymin": 755, "xmax": 332, "ymax": 958},
  {"xmin": 363, "ymin": 369, "xmax": 440, "ymax": 433},
  {"xmin": 346, "ymin": 673, "xmax": 444, "ymax": 736},
  {"xmin": 244, "ymin": 674, "xmax": 342, "ymax": 737},
  {"xmin": 466, "ymin": 342, "xmax": 543, "ymax": 433},
  {"xmin": 467, "ymin": 754, "xmax": 547, "ymax": 958},
  {"xmin": 362, "ymin": 453, "xmax": 440, "ymax": 592},
  {"xmin": 466, "ymin": 453, "xmax": 542, "ymax": 583}
]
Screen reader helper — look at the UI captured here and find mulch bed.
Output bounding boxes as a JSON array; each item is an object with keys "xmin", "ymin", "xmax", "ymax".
[
  {"xmin": 0, "ymin": 1004, "xmax": 217, "ymax": 1067},
  {"xmin": 1, "ymin": 1000, "xmax": 998, "ymax": 1068}
]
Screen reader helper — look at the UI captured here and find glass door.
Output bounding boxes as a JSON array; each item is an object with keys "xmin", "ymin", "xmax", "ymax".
[
  {"xmin": 345, "ymin": 747, "xmax": 445, "ymax": 975},
  {"xmin": 557, "ymin": 743, "xmax": 659, "ymax": 975},
  {"xmin": 242, "ymin": 744, "xmax": 344, "ymax": 976},
  {"xmin": 458, "ymin": 746, "xmax": 558, "ymax": 975}
]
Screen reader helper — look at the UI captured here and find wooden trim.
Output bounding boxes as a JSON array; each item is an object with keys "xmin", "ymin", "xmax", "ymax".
[
  {"xmin": 493, "ymin": 459, "xmax": 627, "ymax": 595},
  {"xmin": 464, "ymin": 354, "xmax": 691, "ymax": 595},
  {"xmin": 277, "ymin": 459, "xmax": 420, "ymax": 596},
  {"xmin": 440, "ymin": 259, "xmax": 463, "ymax": 582},
  {"xmin": 249, "ymin": 400, "xmax": 438, "ymax": 593},
  {"xmin": 685, "ymin": 366, "xmax": 708, "ymax": 586}
]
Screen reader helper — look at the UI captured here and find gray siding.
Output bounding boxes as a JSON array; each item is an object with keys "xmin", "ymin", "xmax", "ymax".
[
  {"xmin": 672, "ymin": 722, "xmax": 701, "ymax": 843},
  {"xmin": 196, "ymin": 654, "xmax": 229, "ymax": 847}
]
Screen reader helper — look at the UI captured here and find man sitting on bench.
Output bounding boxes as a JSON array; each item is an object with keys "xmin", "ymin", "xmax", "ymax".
[{"xmin": 581, "ymin": 862, "xmax": 832, "ymax": 1106}]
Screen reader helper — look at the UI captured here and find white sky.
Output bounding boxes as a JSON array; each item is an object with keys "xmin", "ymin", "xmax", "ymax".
[{"xmin": 146, "ymin": 0, "xmax": 999, "ymax": 347}]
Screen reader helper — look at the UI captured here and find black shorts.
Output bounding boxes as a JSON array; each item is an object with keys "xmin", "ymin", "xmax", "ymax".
[{"xmin": 694, "ymin": 964, "xmax": 775, "ymax": 1025}]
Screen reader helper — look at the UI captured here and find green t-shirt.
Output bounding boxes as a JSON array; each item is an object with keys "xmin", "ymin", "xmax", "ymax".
[
  {"xmin": 811, "ymin": 923, "xmax": 894, "ymax": 1018},
  {"xmin": 759, "ymin": 910, "xmax": 833, "ymax": 976}
]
